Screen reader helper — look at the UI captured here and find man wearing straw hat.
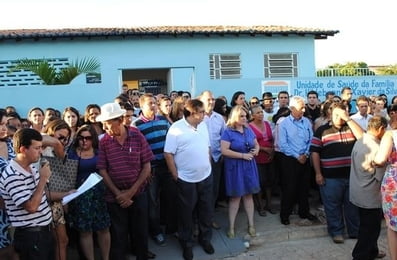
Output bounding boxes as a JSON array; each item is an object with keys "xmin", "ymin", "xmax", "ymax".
[{"xmin": 96, "ymin": 102, "xmax": 154, "ymax": 260}]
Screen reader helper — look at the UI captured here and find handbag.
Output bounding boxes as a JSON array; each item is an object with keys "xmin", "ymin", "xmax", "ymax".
[{"xmin": 43, "ymin": 153, "xmax": 79, "ymax": 192}]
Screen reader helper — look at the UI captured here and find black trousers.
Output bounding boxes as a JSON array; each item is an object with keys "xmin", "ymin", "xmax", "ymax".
[
  {"xmin": 177, "ymin": 175, "xmax": 213, "ymax": 247},
  {"xmin": 13, "ymin": 226, "xmax": 54, "ymax": 260},
  {"xmin": 108, "ymin": 190, "xmax": 148, "ymax": 260},
  {"xmin": 148, "ymin": 163, "xmax": 177, "ymax": 236},
  {"xmin": 279, "ymin": 153, "xmax": 310, "ymax": 220},
  {"xmin": 352, "ymin": 207, "xmax": 382, "ymax": 260},
  {"xmin": 211, "ymin": 157, "xmax": 223, "ymax": 208}
]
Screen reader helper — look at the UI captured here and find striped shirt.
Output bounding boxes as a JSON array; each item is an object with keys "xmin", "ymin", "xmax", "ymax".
[
  {"xmin": 97, "ymin": 126, "xmax": 154, "ymax": 202},
  {"xmin": 133, "ymin": 115, "xmax": 170, "ymax": 164},
  {"xmin": 310, "ymin": 124, "xmax": 356, "ymax": 179},
  {"xmin": 0, "ymin": 160, "xmax": 52, "ymax": 227}
]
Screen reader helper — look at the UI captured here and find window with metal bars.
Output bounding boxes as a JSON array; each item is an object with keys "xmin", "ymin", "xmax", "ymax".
[
  {"xmin": 264, "ymin": 53, "xmax": 298, "ymax": 78},
  {"xmin": 209, "ymin": 54, "xmax": 241, "ymax": 79}
]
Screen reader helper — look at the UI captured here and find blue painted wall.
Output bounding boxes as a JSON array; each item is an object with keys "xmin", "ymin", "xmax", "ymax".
[{"xmin": 0, "ymin": 35, "xmax": 315, "ymax": 115}]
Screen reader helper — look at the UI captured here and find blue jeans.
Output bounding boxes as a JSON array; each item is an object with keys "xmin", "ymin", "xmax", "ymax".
[{"xmin": 320, "ymin": 178, "xmax": 359, "ymax": 237}]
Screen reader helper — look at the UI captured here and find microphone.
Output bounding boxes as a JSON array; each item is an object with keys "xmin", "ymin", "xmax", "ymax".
[
  {"xmin": 40, "ymin": 157, "xmax": 49, "ymax": 168},
  {"xmin": 39, "ymin": 157, "xmax": 50, "ymax": 184}
]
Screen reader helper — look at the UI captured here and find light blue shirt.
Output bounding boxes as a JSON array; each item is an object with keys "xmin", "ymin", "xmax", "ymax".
[
  {"xmin": 278, "ymin": 115, "xmax": 313, "ymax": 159},
  {"xmin": 203, "ymin": 111, "xmax": 226, "ymax": 162}
]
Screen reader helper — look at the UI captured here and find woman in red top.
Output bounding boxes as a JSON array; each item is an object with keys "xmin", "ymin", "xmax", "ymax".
[{"xmin": 249, "ymin": 105, "xmax": 276, "ymax": 216}]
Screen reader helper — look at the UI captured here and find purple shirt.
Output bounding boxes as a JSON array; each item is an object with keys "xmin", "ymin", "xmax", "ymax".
[{"xmin": 97, "ymin": 126, "xmax": 154, "ymax": 202}]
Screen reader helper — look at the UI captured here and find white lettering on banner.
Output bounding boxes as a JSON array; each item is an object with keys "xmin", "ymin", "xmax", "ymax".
[{"xmin": 262, "ymin": 76, "xmax": 397, "ymax": 101}]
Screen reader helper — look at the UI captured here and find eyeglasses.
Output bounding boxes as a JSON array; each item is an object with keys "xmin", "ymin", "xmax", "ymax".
[
  {"xmin": 250, "ymin": 101, "xmax": 259, "ymax": 105},
  {"xmin": 77, "ymin": 135, "xmax": 93, "ymax": 141},
  {"xmin": 131, "ymin": 92, "xmax": 140, "ymax": 96},
  {"xmin": 182, "ymin": 95, "xmax": 190, "ymax": 98}
]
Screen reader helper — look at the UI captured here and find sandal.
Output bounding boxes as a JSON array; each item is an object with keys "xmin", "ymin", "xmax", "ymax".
[
  {"xmin": 248, "ymin": 226, "xmax": 256, "ymax": 237},
  {"xmin": 227, "ymin": 229, "xmax": 235, "ymax": 238}
]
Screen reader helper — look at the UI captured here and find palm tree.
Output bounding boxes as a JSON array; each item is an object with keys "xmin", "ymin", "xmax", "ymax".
[{"xmin": 10, "ymin": 57, "xmax": 100, "ymax": 85}]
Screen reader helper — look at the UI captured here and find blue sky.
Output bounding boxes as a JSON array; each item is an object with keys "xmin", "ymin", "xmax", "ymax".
[{"xmin": 2, "ymin": 0, "xmax": 396, "ymax": 68}]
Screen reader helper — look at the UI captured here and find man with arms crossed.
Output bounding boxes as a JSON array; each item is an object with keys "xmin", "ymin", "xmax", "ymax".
[{"xmin": 0, "ymin": 128, "xmax": 54, "ymax": 259}]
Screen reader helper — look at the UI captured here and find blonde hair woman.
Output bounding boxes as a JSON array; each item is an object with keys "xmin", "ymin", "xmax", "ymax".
[{"xmin": 221, "ymin": 105, "xmax": 260, "ymax": 238}]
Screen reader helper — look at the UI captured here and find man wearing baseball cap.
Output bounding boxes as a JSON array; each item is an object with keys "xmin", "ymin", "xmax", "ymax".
[{"xmin": 96, "ymin": 102, "xmax": 154, "ymax": 260}]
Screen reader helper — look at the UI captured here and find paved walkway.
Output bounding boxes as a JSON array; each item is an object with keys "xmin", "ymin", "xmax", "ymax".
[
  {"xmin": 220, "ymin": 229, "xmax": 390, "ymax": 260},
  {"xmin": 68, "ymin": 193, "xmax": 390, "ymax": 260}
]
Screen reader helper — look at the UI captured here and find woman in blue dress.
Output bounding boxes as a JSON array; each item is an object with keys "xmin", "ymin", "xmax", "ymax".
[
  {"xmin": 68, "ymin": 124, "xmax": 111, "ymax": 260},
  {"xmin": 221, "ymin": 105, "xmax": 260, "ymax": 239}
]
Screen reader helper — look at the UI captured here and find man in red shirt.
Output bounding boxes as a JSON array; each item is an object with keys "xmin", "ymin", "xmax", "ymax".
[{"xmin": 97, "ymin": 102, "xmax": 154, "ymax": 260}]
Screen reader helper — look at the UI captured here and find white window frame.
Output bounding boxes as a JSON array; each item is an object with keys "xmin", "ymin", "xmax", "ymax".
[
  {"xmin": 264, "ymin": 53, "xmax": 298, "ymax": 78},
  {"xmin": 209, "ymin": 53, "xmax": 241, "ymax": 79}
]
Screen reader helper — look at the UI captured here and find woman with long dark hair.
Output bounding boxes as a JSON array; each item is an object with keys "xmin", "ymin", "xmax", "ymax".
[{"xmin": 68, "ymin": 125, "xmax": 111, "ymax": 260}]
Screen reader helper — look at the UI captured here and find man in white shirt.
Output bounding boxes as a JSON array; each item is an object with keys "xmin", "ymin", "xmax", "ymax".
[
  {"xmin": 164, "ymin": 99, "xmax": 214, "ymax": 260},
  {"xmin": 351, "ymin": 95, "xmax": 373, "ymax": 131}
]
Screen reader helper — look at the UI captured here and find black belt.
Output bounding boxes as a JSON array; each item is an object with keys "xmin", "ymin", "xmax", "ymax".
[{"xmin": 15, "ymin": 225, "xmax": 51, "ymax": 232}]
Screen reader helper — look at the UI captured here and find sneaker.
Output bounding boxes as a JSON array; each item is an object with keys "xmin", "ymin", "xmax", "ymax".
[
  {"xmin": 153, "ymin": 233, "xmax": 166, "ymax": 246},
  {"xmin": 332, "ymin": 235, "xmax": 344, "ymax": 244}
]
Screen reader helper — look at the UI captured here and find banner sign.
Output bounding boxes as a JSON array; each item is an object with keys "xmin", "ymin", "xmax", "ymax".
[{"xmin": 262, "ymin": 76, "xmax": 397, "ymax": 101}]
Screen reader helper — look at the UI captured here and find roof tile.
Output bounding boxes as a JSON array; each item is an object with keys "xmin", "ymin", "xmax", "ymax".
[{"xmin": 0, "ymin": 25, "xmax": 339, "ymax": 40}]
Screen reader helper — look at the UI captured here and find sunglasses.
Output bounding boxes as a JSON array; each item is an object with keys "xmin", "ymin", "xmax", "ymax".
[
  {"xmin": 57, "ymin": 135, "xmax": 69, "ymax": 142},
  {"xmin": 77, "ymin": 135, "xmax": 93, "ymax": 141},
  {"xmin": 131, "ymin": 92, "xmax": 140, "ymax": 96},
  {"xmin": 250, "ymin": 101, "xmax": 259, "ymax": 105}
]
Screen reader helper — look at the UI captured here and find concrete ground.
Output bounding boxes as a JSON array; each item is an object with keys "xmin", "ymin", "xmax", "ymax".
[{"xmin": 68, "ymin": 192, "xmax": 391, "ymax": 260}]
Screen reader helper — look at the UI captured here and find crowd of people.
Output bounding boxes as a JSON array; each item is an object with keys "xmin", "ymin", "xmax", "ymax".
[{"xmin": 0, "ymin": 86, "xmax": 396, "ymax": 260}]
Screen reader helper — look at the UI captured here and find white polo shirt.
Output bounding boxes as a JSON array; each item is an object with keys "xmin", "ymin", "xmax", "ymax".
[{"xmin": 164, "ymin": 117, "xmax": 211, "ymax": 183}]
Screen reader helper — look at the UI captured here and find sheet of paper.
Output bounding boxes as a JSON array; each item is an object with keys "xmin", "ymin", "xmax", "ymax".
[{"xmin": 62, "ymin": 172, "xmax": 103, "ymax": 205}]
